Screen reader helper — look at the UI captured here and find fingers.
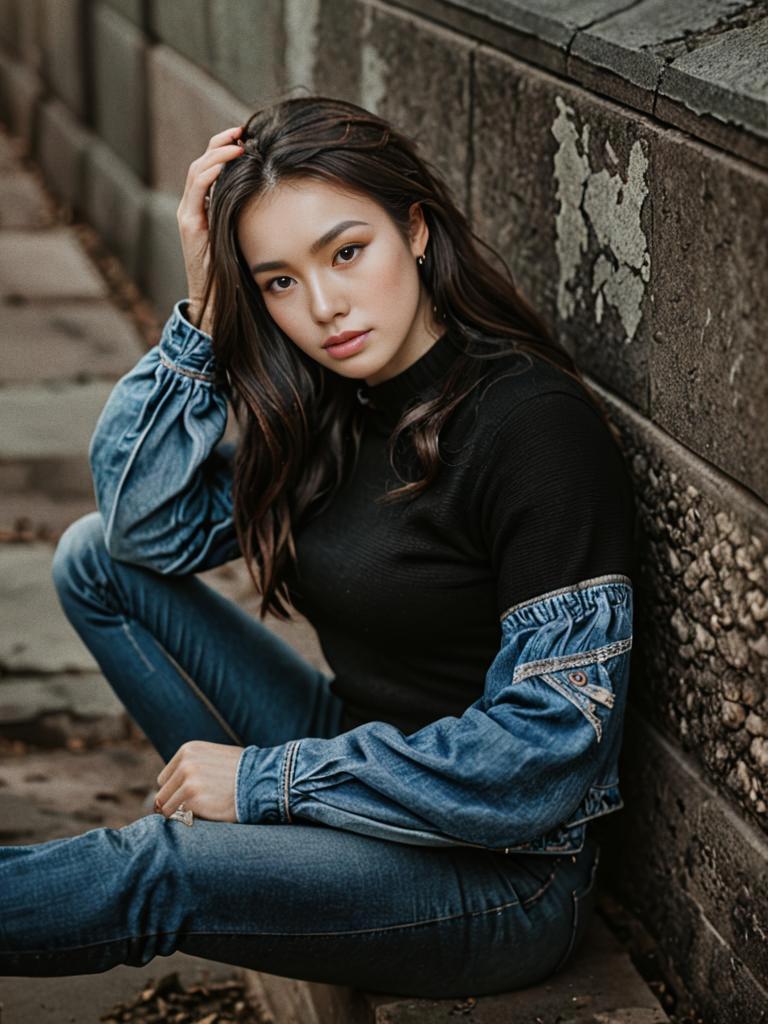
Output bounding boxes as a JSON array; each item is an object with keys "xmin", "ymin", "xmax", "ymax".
[
  {"xmin": 178, "ymin": 126, "xmax": 246, "ymax": 224},
  {"xmin": 206, "ymin": 124, "xmax": 244, "ymax": 152}
]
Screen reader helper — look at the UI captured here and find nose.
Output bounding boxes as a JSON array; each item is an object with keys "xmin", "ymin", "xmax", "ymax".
[{"xmin": 306, "ymin": 270, "xmax": 349, "ymax": 324}]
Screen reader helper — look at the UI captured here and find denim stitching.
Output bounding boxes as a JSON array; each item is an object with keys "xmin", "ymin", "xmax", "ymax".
[
  {"xmin": 499, "ymin": 573, "xmax": 632, "ymax": 623},
  {"xmin": 540, "ymin": 673, "xmax": 603, "ymax": 742},
  {"xmin": 158, "ymin": 349, "xmax": 216, "ymax": 383},
  {"xmin": 119, "ymin": 618, "xmax": 157, "ymax": 674},
  {"xmin": 5, "ymin": 866, "xmax": 559, "ymax": 952},
  {"xmin": 511, "ymin": 636, "xmax": 632, "ymax": 683},
  {"xmin": 150, "ymin": 637, "xmax": 244, "ymax": 746},
  {"xmin": 283, "ymin": 740, "xmax": 300, "ymax": 824}
]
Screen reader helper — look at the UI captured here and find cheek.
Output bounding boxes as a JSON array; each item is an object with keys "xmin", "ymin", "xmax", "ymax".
[{"xmin": 370, "ymin": 247, "xmax": 419, "ymax": 314}]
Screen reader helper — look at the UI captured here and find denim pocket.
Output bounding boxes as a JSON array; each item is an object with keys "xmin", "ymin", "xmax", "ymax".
[{"xmin": 551, "ymin": 841, "xmax": 601, "ymax": 975}]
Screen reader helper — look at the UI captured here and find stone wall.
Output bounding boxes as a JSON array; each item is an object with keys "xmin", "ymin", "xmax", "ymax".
[{"xmin": 1, "ymin": 0, "xmax": 766, "ymax": 1017}]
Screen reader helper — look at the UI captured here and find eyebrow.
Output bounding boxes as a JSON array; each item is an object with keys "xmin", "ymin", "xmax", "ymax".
[{"xmin": 249, "ymin": 220, "xmax": 371, "ymax": 274}]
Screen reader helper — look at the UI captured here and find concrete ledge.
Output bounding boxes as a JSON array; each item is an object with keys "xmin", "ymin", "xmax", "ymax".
[{"xmin": 243, "ymin": 913, "xmax": 668, "ymax": 1023}]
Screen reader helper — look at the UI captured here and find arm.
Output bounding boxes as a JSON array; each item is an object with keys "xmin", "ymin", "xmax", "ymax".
[
  {"xmin": 235, "ymin": 391, "xmax": 636, "ymax": 848},
  {"xmin": 89, "ymin": 298, "xmax": 241, "ymax": 574}
]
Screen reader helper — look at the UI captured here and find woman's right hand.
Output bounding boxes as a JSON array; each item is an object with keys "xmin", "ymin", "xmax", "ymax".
[{"xmin": 177, "ymin": 124, "xmax": 246, "ymax": 333}]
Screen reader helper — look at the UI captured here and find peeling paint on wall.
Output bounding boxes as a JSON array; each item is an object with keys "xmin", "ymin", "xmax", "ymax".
[
  {"xmin": 551, "ymin": 95, "xmax": 650, "ymax": 343},
  {"xmin": 284, "ymin": 0, "xmax": 320, "ymax": 93}
]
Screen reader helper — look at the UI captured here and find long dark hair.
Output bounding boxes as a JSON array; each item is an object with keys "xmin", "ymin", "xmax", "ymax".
[{"xmin": 202, "ymin": 93, "xmax": 616, "ymax": 621}]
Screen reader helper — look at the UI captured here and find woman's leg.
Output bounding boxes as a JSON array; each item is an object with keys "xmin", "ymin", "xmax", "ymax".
[
  {"xmin": 0, "ymin": 809, "xmax": 599, "ymax": 997},
  {"xmin": 50, "ymin": 511, "xmax": 345, "ymax": 760}
]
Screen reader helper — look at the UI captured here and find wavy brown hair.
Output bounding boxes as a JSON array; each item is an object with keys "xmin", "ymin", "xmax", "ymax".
[{"xmin": 201, "ymin": 93, "xmax": 617, "ymax": 621}]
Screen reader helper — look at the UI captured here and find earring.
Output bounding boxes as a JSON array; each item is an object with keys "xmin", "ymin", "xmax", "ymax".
[{"xmin": 416, "ymin": 254, "xmax": 425, "ymax": 266}]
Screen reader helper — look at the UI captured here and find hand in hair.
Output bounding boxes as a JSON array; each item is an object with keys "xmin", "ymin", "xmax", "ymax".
[{"xmin": 177, "ymin": 124, "xmax": 245, "ymax": 334}]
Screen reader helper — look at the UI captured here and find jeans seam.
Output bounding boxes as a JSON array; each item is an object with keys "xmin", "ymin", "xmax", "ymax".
[
  {"xmin": 149, "ymin": 635, "xmax": 244, "ymax": 746},
  {"xmin": 4, "ymin": 866, "xmax": 560, "ymax": 953},
  {"xmin": 119, "ymin": 617, "xmax": 157, "ymax": 675}
]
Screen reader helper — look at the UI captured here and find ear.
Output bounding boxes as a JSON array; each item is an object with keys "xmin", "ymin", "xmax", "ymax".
[{"xmin": 407, "ymin": 201, "xmax": 429, "ymax": 259}]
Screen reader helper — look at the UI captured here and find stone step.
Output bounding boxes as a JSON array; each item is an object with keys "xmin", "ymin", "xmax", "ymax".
[
  {"xmin": 0, "ymin": 379, "xmax": 113, "ymax": 499},
  {"xmin": 0, "ymin": 298, "xmax": 145, "ymax": 386},
  {"xmin": 0, "ymin": 227, "xmax": 107, "ymax": 300},
  {"xmin": 245, "ymin": 912, "xmax": 669, "ymax": 1023},
  {"xmin": 0, "ymin": 542, "xmax": 97, "ymax": 676}
]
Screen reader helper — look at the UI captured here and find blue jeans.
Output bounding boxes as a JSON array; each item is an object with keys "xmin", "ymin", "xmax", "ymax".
[{"xmin": 0, "ymin": 512, "xmax": 600, "ymax": 997}]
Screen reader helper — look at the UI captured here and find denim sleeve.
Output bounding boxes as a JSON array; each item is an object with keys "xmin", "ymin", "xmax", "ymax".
[
  {"xmin": 235, "ymin": 576, "xmax": 633, "ymax": 849},
  {"xmin": 89, "ymin": 298, "xmax": 241, "ymax": 574}
]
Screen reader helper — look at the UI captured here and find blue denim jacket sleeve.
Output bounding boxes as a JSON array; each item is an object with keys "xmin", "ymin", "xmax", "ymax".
[
  {"xmin": 236, "ymin": 574, "xmax": 633, "ymax": 850},
  {"xmin": 89, "ymin": 298, "xmax": 241, "ymax": 574}
]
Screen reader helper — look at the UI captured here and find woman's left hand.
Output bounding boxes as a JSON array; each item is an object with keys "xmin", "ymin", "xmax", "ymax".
[{"xmin": 155, "ymin": 740, "xmax": 244, "ymax": 823}]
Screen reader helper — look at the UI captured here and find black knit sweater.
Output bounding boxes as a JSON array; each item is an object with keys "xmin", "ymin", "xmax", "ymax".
[{"xmin": 282, "ymin": 325, "xmax": 636, "ymax": 736}]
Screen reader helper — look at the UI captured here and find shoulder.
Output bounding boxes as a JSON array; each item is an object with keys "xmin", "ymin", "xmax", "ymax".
[{"xmin": 458, "ymin": 346, "xmax": 611, "ymax": 456}]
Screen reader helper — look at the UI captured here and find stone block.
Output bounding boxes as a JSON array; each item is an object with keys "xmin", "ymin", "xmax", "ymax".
[
  {"xmin": 245, "ymin": 913, "xmax": 668, "ymax": 1022},
  {"xmin": 590, "ymin": 379, "xmax": 768, "ymax": 836},
  {"xmin": 0, "ymin": 299, "xmax": 144, "ymax": 386},
  {"xmin": 147, "ymin": 43, "xmax": 250, "ymax": 194},
  {"xmin": 314, "ymin": 1, "xmax": 473, "ymax": 219},
  {"xmin": 599, "ymin": 709, "xmax": 768, "ymax": 1024},
  {"xmin": 9, "ymin": 0, "xmax": 44, "ymax": 71},
  {"xmin": 391, "ymin": 0, "xmax": 628, "ymax": 79},
  {"xmin": 91, "ymin": 2, "xmax": 148, "ymax": 180},
  {"xmin": 650, "ymin": 134, "xmax": 768, "ymax": 501},
  {"xmin": 282, "ymin": 0, "xmax": 321, "ymax": 95},
  {"xmin": 40, "ymin": 0, "xmax": 87, "ymax": 119},
  {"xmin": 36, "ymin": 95, "xmax": 91, "ymax": 212},
  {"xmin": 0, "ymin": 228, "xmax": 107, "ymax": 299},
  {"xmin": 0, "ymin": 49, "xmax": 44, "ymax": 149},
  {"xmin": 0, "ymin": 543, "xmax": 99, "ymax": 674},
  {"xmin": 0, "ymin": 672, "xmax": 123, "ymax": 725},
  {"xmin": 656, "ymin": 13, "xmax": 768, "ymax": 172},
  {"xmin": 208, "ymin": 0, "xmax": 285, "ymax": 107},
  {"xmin": 148, "ymin": 0, "xmax": 213, "ymax": 74},
  {"xmin": 139, "ymin": 189, "xmax": 190, "ymax": 317},
  {"xmin": 0, "ymin": 170, "xmax": 56, "ymax": 228},
  {"xmin": 83, "ymin": 135, "xmax": 148, "ymax": 280},
  {"xmin": 0, "ymin": 0, "xmax": 20, "ymax": 55},
  {"xmin": 471, "ymin": 46, "xmax": 652, "ymax": 410},
  {"xmin": 0, "ymin": 492, "xmax": 98, "ymax": 541},
  {"xmin": 0, "ymin": 380, "xmax": 113, "ymax": 500},
  {"xmin": 567, "ymin": 0, "xmax": 759, "ymax": 116},
  {"xmin": 100, "ymin": 0, "xmax": 144, "ymax": 27}
]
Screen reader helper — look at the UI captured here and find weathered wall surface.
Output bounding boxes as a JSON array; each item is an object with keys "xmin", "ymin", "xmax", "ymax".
[{"xmin": 0, "ymin": 0, "xmax": 766, "ymax": 1017}]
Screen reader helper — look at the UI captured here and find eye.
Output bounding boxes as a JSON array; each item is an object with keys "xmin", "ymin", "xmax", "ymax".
[
  {"xmin": 265, "ymin": 275, "xmax": 293, "ymax": 294},
  {"xmin": 334, "ymin": 243, "xmax": 364, "ymax": 264}
]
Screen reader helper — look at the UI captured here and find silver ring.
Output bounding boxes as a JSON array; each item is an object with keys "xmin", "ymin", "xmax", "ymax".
[{"xmin": 170, "ymin": 802, "xmax": 195, "ymax": 827}]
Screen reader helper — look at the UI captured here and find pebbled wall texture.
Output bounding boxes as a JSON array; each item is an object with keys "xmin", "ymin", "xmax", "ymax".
[{"xmin": 0, "ymin": 0, "xmax": 765, "ymax": 1018}]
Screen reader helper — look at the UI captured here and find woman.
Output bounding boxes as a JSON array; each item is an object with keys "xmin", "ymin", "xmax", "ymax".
[{"xmin": 1, "ymin": 95, "xmax": 636, "ymax": 997}]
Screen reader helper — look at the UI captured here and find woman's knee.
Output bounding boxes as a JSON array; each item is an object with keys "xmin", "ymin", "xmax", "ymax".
[{"xmin": 51, "ymin": 510, "xmax": 110, "ymax": 595}]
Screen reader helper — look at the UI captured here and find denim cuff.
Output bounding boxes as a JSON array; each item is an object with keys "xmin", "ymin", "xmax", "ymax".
[
  {"xmin": 235, "ymin": 741, "xmax": 301, "ymax": 825},
  {"xmin": 158, "ymin": 298, "xmax": 217, "ymax": 382}
]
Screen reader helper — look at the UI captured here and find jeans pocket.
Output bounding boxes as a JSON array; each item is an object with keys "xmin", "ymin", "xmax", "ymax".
[{"xmin": 551, "ymin": 841, "xmax": 601, "ymax": 976}]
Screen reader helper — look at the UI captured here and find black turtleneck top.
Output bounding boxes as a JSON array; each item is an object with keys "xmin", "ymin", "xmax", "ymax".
[{"xmin": 281, "ymin": 325, "xmax": 636, "ymax": 736}]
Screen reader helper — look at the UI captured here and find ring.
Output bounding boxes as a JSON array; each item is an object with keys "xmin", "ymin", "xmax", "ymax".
[{"xmin": 170, "ymin": 802, "xmax": 195, "ymax": 827}]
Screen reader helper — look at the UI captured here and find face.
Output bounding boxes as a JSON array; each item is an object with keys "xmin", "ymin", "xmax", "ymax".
[{"xmin": 236, "ymin": 177, "xmax": 443, "ymax": 386}]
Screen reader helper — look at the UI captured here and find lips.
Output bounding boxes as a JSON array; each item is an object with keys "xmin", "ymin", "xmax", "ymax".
[{"xmin": 322, "ymin": 329, "xmax": 369, "ymax": 349}]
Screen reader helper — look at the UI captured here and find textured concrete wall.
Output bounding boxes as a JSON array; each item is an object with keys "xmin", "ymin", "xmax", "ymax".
[{"xmin": 0, "ymin": 0, "xmax": 765, "ymax": 1016}]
